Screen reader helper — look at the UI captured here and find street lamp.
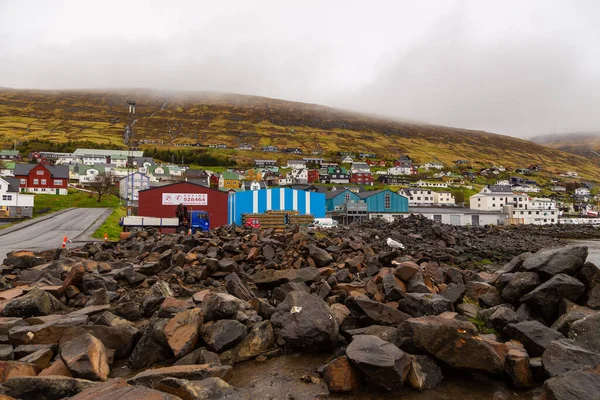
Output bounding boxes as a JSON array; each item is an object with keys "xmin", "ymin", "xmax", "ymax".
[{"xmin": 126, "ymin": 100, "xmax": 136, "ymax": 210}]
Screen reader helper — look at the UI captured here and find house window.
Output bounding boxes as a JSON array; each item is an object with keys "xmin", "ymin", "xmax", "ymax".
[
  {"xmin": 33, "ymin": 179, "xmax": 39, "ymax": 185},
  {"xmin": 20, "ymin": 179, "xmax": 26, "ymax": 185},
  {"xmin": 2, "ymin": 195, "xmax": 12, "ymax": 201},
  {"xmin": 54, "ymin": 180, "xmax": 62, "ymax": 185},
  {"xmin": 345, "ymin": 192, "xmax": 350, "ymax": 202},
  {"xmin": 36, "ymin": 170, "xmax": 44, "ymax": 175},
  {"xmin": 384, "ymin": 193, "xmax": 391, "ymax": 209},
  {"xmin": 41, "ymin": 179, "xmax": 46, "ymax": 185}
]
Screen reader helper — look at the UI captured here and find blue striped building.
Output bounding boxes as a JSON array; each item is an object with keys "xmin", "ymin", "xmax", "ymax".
[{"xmin": 228, "ymin": 188, "xmax": 326, "ymax": 225}]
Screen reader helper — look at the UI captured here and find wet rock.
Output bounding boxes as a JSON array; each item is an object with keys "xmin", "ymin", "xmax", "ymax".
[
  {"xmin": 539, "ymin": 370, "xmax": 600, "ymax": 400},
  {"xmin": 164, "ymin": 308, "xmax": 203, "ymax": 358},
  {"xmin": 399, "ymin": 293, "xmax": 453, "ymax": 317},
  {"xmin": 568, "ymin": 313, "xmax": 600, "ymax": 353},
  {"xmin": 127, "ymin": 364, "xmax": 233, "ymax": 388},
  {"xmin": 3, "ymin": 288, "xmax": 62, "ymax": 317},
  {"xmin": 439, "ymin": 283, "xmax": 466, "ymax": 305},
  {"xmin": 504, "ymin": 340, "xmax": 533, "ymax": 389},
  {"xmin": 200, "ymin": 319, "xmax": 247, "ymax": 352},
  {"xmin": 394, "ymin": 261, "xmax": 420, "ymax": 281},
  {"xmin": 542, "ymin": 338, "xmax": 600, "ymax": 377},
  {"xmin": 141, "ymin": 281, "xmax": 174, "ymax": 317},
  {"xmin": 346, "ymin": 334, "xmax": 410, "ymax": 390},
  {"xmin": 320, "ymin": 355, "xmax": 361, "ymax": 393},
  {"xmin": 225, "ymin": 273, "xmax": 254, "ymax": 301},
  {"xmin": 522, "ymin": 246, "xmax": 587, "ymax": 278},
  {"xmin": 272, "ymin": 281, "xmax": 310, "ymax": 304},
  {"xmin": 271, "ymin": 291, "xmax": 338, "ymax": 351},
  {"xmin": 520, "ymin": 274, "xmax": 585, "ymax": 324},
  {"xmin": 59, "ymin": 333, "xmax": 109, "ymax": 381},
  {"xmin": 346, "ymin": 296, "xmax": 411, "ymax": 326},
  {"xmin": 202, "ymin": 293, "xmax": 250, "ymax": 322},
  {"xmin": 0, "ymin": 361, "xmax": 40, "ymax": 383},
  {"xmin": 128, "ymin": 316, "xmax": 171, "ymax": 370},
  {"xmin": 397, "ymin": 315, "xmax": 507, "ymax": 374},
  {"xmin": 0, "ymin": 376, "xmax": 97, "ymax": 400},
  {"xmin": 174, "ymin": 347, "xmax": 220, "ymax": 368},
  {"xmin": 220, "ymin": 320, "xmax": 275, "ymax": 363},
  {"xmin": 407, "ymin": 355, "xmax": 443, "ymax": 392},
  {"xmin": 501, "ymin": 272, "xmax": 541, "ymax": 302},
  {"xmin": 251, "ymin": 267, "xmax": 321, "ymax": 289},
  {"xmin": 504, "ymin": 321, "xmax": 564, "ymax": 357},
  {"xmin": 307, "ymin": 244, "xmax": 333, "ymax": 267}
]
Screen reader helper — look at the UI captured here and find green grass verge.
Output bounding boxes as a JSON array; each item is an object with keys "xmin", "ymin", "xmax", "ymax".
[
  {"xmin": 93, "ymin": 206, "xmax": 126, "ymax": 241},
  {"xmin": 33, "ymin": 189, "xmax": 120, "ymax": 216}
]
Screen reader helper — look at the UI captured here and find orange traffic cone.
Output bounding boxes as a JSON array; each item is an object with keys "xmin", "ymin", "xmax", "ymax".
[
  {"xmin": 61, "ymin": 236, "xmax": 68, "ymax": 249},
  {"xmin": 104, "ymin": 233, "xmax": 108, "ymax": 243}
]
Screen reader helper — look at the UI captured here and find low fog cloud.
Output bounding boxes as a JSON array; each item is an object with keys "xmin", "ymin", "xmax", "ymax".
[{"xmin": 0, "ymin": 0, "xmax": 598, "ymax": 137}]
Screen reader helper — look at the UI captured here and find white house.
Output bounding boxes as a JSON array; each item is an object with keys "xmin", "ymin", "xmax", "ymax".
[
  {"xmin": 287, "ymin": 160, "xmax": 307, "ymax": 169},
  {"xmin": 415, "ymin": 180, "xmax": 448, "ymax": 188},
  {"xmin": 575, "ymin": 187, "xmax": 591, "ymax": 196},
  {"xmin": 422, "ymin": 162, "xmax": 444, "ymax": 170},
  {"xmin": 562, "ymin": 171, "xmax": 579, "ymax": 178},
  {"xmin": 0, "ymin": 177, "xmax": 34, "ymax": 217},
  {"xmin": 78, "ymin": 168, "xmax": 101, "ymax": 185},
  {"xmin": 388, "ymin": 166, "xmax": 417, "ymax": 176},
  {"xmin": 351, "ymin": 162, "xmax": 371, "ymax": 173},
  {"xmin": 81, "ymin": 154, "xmax": 109, "ymax": 166},
  {"xmin": 119, "ymin": 172, "xmax": 150, "ymax": 203},
  {"xmin": 496, "ymin": 180, "xmax": 510, "ymax": 186},
  {"xmin": 434, "ymin": 191, "xmax": 456, "ymax": 205},
  {"xmin": 512, "ymin": 183, "xmax": 541, "ymax": 193},
  {"xmin": 469, "ymin": 185, "xmax": 514, "ymax": 211},
  {"xmin": 55, "ymin": 154, "xmax": 83, "ymax": 165},
  {"xmin": 290, "ymin": 168, "xmax": 309, "ymax": 184},
  {"xmin": 400, "ymin": 188, "xmax": 455, "ymax": 206}
]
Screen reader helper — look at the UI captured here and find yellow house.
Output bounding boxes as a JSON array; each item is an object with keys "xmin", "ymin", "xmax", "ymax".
[{"xmin": 219, "ymin": 172, "xmax": 241, "ymax": 189}]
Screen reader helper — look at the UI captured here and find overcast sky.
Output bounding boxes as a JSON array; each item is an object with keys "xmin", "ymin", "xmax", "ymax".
[{"xmin": 1, "ymin": 0, "xmax": 599, "ymax": 138}]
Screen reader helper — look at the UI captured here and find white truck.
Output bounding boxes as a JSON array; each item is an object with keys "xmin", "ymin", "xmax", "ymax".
[{"xmin": 307, "ymin": 218, "xmax": 338, "ymax": 229}]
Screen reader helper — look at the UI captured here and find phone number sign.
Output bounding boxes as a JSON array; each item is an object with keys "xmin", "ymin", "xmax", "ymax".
[{"xmin": 162, "ymin": 193, "xmax": 208, "ymax": 205}]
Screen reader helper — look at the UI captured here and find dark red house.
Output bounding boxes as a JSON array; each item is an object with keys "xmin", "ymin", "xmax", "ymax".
[
  {"xmin": 14, "ymin": 163, "xmax": 69, "ymax": 195},
  {"xmin": 307, "ymin": 169, "xmax": 319, "ymax": 183},
  {"xmin": 138, "ymin": 182, "xmax": 229, "ymax": 227},
  {"xmin": 350, "ymin": 171, "xmax": 374, "ymax": 186}
]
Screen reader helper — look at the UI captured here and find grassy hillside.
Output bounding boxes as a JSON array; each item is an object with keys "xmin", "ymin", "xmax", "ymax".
[
  {"xmin": 531, "ymin": 132, "xmax": 600, "ymax": 160},
  {"xmin": 1, "ymin": 88, "xmax": 599, "ymax": 178}
]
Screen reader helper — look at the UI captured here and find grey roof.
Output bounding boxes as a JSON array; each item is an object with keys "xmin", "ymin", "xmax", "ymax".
[
  {"xmin": 488, "ymin": 185, "xmax": 513, "ymax": 193},
  {"xmin": 14, "ymin": 163, "xmax": 36, "ymax": 175},
  {"xmin": 325, "ymin": 189, "xmax": 351, "ymax": 200},
  {"xmin": 14, "ymin": 163, "xmax": 70, "ymax": 179},
  {"xmin": 4, "ymin": 177, "xmax": 20, "ymax": 192}
]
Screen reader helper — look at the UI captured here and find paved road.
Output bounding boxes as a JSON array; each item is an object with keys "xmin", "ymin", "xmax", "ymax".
[{"xmin": 0, "ymin": 208, "xmax": 111, "ymax": 264}]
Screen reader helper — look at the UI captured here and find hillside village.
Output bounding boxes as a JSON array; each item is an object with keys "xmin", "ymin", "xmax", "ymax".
[{"xmin": 1, "ymin": 144, "xmax": 598, "ymax": 228}]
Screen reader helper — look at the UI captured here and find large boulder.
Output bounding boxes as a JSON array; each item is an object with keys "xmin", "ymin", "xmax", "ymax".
[
  {"xmin": 154, "ymin": 377, "xmax": 239, "ymax": 400},
  {"xmin": 504, "ymin": 321, "xmax": 564, "ymax": 357},
  {"xmin": 127, "ymin": 364, "xmax": 233, "ymax": 388},
  {"xmin": 397, "ymin": 315, "xmax": 507, "ymax": 374},
  {"xmin": 201, "ymin": 293, "xmax": 250, "ymax": 322},
  {"xmin": 539, "ymin": 370, "xmax": 600, "ymax": 400},
  {"xmin": 270, "ymin": 291, "xmax": 338, "ymax": 351},
  {"xmin": 320, "ymin": 355, "xmax": 361, "ymax": 393},
  {"xmin": 141, "ymin": 281, "xmax": 173, "ymax": 317},
  {"xmin": 250, "ymin": 267, "xmax": 321, "ymax": 289},
  {"xmin": 225, "ymin": 273, "xmax": 254, "ymax": 301},
  {"xmin": 163, "ymin": 308, "xmax": 203, "ymax": 359},
  {"xmin": 568, "ymin": 313, "xmax": 600, "ymax": 353},
  {"xmin": 3, "ymin": 288, "xmax": 62, "ymax": 317},
  {"xmin": 128, "ymin": 316, "xmax": 172, "ymax": 369},
  {"xmin": 8, "ymin": 315, "xmax": 89, "ymax": 346},
  {"xmin": 520, "ymin": 274, "xmax": 585, "ymax": 323},
  {"xmin": 345, "ymin": 335, "xmax": 410, "ymax": 390},
  {"xmin": 406, "ymin": 355, "xmax": 443, "ymax": 392},
  {"xmin": 398, "ymin": 293, "xmax": 453, "ymax": 317},
  {"xmin": 219, "ymin": 320, "xmax": 275, "ymax": 364},
  {"xmin": 542, "ymin": 339, "xmax": 600, "ymax": 377},
  {"xmin": 345, "ymin": 296, "xmax": 411, "ymax": 326},
  {"xmin": 522, "ymin": 246, "xmax": 587, "ymax": 278},
  {"xmin": 501, "ymin": 272, "xmax": 541, "ymax": 301},
  {"xmin": 307, "ymin": 244, "xmax": 333, "ymax": 267},
  {"xmin": 0, "ymin": 360, "xmax": 41, "ymax": 383},
  {"xmin": 200, "ymin": 320, "xmax": 247, "ymax": 353},
  {"xmin": 59, "ymin": 333, "xmax": 109, "ymax": 381},
  {"xmin": 0, "ymin": 376, "xmax": 97, "ymax": 400}
]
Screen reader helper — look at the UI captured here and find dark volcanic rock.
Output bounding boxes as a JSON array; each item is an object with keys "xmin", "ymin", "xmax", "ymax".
[
  {"xmin": 141, "ymin": 281, "xmax": 174, "ymax": 317},
  {"xmin": 504, "ymin": 321, "xmax": 564, "ymax": 357},
  {"xmin": 520, "ymin": 274, "xmax": 585, "ymax": 323},
  {"xmin": 270, "ymin": 291, "xmax": 338, "ymax": 351},
  {"xmin": 568, "ymin": 313, "xmax": 600, "ymax": 353},
  {"xmin": 59, "ymin": 333, "xmax": 109, "ymax": 381},
  {"xmin": 540, "ymin": 370, "xmax": 600, "ymax": 400},
  {"xmin": 346, "ymin": 296, "xmax": 411, "ymax": 326},
  {"xmin": 201, "ymin": 293, "xmax": 250, "ymax": 322},
  {"xmin": 272, "ymin": 281, "xmax": 310, "ymax": 304},
  {"xmin": 220, "ymin": 320, "xmax": 275, "ymax": 363},
  {"xmin": 407, "ymin": 354, "xmax": 443, "ymax": 392},
  {"xmin": 398, "ymin": 293, "xmax": 453, "ymax": 317},
  {"xmin": 225, "ymin": 273, "xmax": 254, "ymax": 301},
  {"xmin": 307, "ymin": 244, "xmax": 333, "ymax": 267},
  {"xmin": 346, "ymin": 334, "xmax": 410, "ymax": 390},
  {"xmin": 128, "ymin": 316, "xmax": 171, "ymax": 370},
  {"xmin": 522, "ymin": 246, "xmax": 587, "ymax": 278},
  {"xmin": 0, "ymin": 376, "xmax": 97, "ymax": 400},
  {"xmin": 127, "ymin": 364, "xmax": 233, "ymax": 388},
  {"xmin": 3, "ymin": 288, "xmax": 62, "ymax": 317},
  {"xmin": 320, "ymin": 355, "xmax": 361, "ymax": 393},
  {"xmin": 542, "ymin": 338, "xmax": 600, "ymax": 377},
  {"xmin": 200, "ymin": 319, "xmax": 247, "ymax": 352},
  {"xmin": 439, "ymin": 283, "xmax": 466, "ymax": 305},
  {"xmin": 501, "ymin": 272, "xmax": 541, "ymax": 301},
  {"xmin": 251, "ymin": 267, "xmax": 321, "ymax": 289}
]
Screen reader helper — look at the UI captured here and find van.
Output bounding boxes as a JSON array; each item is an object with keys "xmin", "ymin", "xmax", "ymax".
[{"xmin": 308, "ymin": 218, "xmax": 338, "ymax": 229}]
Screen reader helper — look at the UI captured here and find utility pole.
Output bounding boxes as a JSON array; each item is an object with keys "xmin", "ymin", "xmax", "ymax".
[{"xmin": 126, "ymin": 100, "xmax": 136, "ymax": 211}]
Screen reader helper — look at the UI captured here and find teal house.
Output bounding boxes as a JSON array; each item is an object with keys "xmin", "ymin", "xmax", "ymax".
[
  {"xmin": 325, "ymin": 189, "xmax": 361, "ymax": 212},
  {"xmin": 357, "ymin": 189, "xmax": 408, "ymax": 213}
]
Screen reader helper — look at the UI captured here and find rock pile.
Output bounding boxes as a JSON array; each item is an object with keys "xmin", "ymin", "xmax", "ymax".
[{"xmin": 0, "ymin": 216, "xmax": 598, "ymax": 399}]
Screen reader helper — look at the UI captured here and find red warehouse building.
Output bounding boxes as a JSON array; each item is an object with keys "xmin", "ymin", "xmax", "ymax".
[{"xmin": 138, "ymin": 182, "xmax": 229, "ymax": 227}]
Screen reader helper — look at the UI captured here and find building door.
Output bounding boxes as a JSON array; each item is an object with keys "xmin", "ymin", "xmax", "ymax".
[
  {"xmin": 56, "ymin": 188, "xmax": 60, "ymax": 195},
  {"xmin": 471, "ymin": 215, "xmax": 480, "ymax": 226}
]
